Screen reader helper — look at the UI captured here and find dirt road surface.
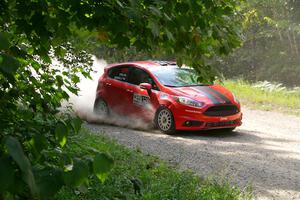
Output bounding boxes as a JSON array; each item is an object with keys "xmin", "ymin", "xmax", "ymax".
[{"xmin": 86, "ymin": 108, "xmax": 300, "ymax": 199}]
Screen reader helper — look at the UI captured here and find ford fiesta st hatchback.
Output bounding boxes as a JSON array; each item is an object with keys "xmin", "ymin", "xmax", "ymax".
[{"xmin": 94, "ymin": 61, "xmax": 242, "ymax": 134}]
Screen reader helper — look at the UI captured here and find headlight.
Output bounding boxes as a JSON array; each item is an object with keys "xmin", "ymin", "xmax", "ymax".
[{"xmin": 173, "ymin": 96, "xmax": 204, "ymax": 108}]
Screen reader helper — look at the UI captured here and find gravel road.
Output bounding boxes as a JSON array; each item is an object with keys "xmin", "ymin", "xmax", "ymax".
[{"xmin": 86, "ymin": 108, "xmax": 300, "ymax": 200}]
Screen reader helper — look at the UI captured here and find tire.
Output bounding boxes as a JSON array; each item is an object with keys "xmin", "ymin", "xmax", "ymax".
[
  {"xmin": 155, "ymin": 107, "xmax": 176, "ymax": 134},
  {"xmin": 93, "ymin": 98, "xmax": 109, "ymax": 117}
]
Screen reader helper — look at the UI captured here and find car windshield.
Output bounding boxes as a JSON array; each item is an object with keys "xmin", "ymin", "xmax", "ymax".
[{"xmin": 149, "ymin": 66, "xmax": 206, "ymax": 87}]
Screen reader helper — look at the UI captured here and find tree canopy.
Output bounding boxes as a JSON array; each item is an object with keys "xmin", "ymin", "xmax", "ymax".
[
  {"xmin": 216, "ymin": 0, "xmax": 300, "ymax": 86},
  {"xmin": 0, "ymin": 0, "xmax": 243, "ymax": 198}
]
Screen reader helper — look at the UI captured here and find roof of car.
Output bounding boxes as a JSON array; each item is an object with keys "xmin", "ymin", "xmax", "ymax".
[{"xmin": 106, "ymin": 60, "xmax": 177, "ymax": 69}]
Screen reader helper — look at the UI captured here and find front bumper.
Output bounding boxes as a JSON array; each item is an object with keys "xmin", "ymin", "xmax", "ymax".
[{"xmin": 169, "ymin": 104, "xmax": 242, "ymax": 131}]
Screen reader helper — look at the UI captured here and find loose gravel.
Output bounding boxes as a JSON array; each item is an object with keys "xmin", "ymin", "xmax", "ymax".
[{"xmin": 86, "ymin": 107, "xmax": 300, "ymax": 200}]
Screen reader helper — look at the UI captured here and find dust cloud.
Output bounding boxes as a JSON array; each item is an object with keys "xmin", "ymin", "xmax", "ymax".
[{"xmin": 67, "ymin": 56, "xmax": 153, "ymax": 131}]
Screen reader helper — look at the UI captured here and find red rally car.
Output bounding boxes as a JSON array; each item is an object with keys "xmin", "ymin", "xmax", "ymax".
[{"xmin": 94, "ymin": 61, "xmax": 242, "ymax": 134}]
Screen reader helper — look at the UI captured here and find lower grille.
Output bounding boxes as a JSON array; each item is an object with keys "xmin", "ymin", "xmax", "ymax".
[
  {"xmin": 205, "ymin": 120, "xmax": 239, "ymax": 128},
  {"xmin": 204, "ymin": 105, "xmax": 239, "ymax": 116}
]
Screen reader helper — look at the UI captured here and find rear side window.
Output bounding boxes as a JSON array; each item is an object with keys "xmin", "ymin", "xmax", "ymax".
[{"xmin": 108, "ymin": 66, "xmax": 129, "ymax": 82}]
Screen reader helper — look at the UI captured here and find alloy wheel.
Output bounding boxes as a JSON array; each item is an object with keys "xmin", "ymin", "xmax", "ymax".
[{"xmin": 157, "ymin": 108, "xmax": 174, "ymax": 132}]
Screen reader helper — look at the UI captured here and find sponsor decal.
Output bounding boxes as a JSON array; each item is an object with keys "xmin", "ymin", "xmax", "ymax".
[
  {"xmin": 185, "ymin": 109, "xmax": 202, "ymax": 114},
  {"xmin": 220, "ymin": 117, "xmax": 228, "ymax": 121},
  {"xmin": 133, "ymin": 93, "xmax": 150, "ymax": 107},
  {"xmin": 159, "ymin": 92, "xmax": 169, "ymax": 100},
  {"xmin": 114, "ymin": 72, "xmax": 128, "ymax": 81}
]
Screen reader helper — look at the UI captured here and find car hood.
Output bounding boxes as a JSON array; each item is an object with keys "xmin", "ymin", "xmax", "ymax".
[{"xmin": 170, "ymin": 85, "xmax": 235, "ymax": 105}]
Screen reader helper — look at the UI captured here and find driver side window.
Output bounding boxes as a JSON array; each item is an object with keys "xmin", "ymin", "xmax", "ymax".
[{"xmin": 128, "ymin": 67, "xmax": 159, "ymax": 90}]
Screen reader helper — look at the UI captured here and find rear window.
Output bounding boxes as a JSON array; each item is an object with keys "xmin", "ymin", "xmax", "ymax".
[{"xmin": 108, "ymin": 66, "xmax": 129, "ymax": 82}]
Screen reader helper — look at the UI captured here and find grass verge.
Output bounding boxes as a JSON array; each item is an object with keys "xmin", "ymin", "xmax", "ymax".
[
  {"xmin": 223, "ymin": 80, "xmax": 300, "ymax": 116},
  {"xmin": 56, "ymin": 128, "xmax": 251, "ymax": 200}
]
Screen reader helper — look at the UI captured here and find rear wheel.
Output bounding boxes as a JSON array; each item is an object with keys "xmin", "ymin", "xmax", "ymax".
[
  {"xmin": 155, "ymin": 107, "xmax": 175, "ymax": 134},
  {"xmin": 93, "ymin": 98, "xmax": 109, "ymax": 117}
]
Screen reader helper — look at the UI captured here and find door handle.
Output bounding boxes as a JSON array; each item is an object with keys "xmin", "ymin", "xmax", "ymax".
[
  {"xmin": 105, "ymin": 82, "xmax": 112, "ymax": 86},
  {"xmin": 126, "ymin": 89, "xmax": 133, "ymax": 93}
]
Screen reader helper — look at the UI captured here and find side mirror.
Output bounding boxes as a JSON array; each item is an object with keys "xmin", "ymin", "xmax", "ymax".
[{"xmin": 139, "ymin": 83, "xmax": 152, "ymax": 94}]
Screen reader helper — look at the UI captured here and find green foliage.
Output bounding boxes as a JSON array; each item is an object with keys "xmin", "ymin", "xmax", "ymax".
[
  {"xmin": 0, "ymin": 157, "xmax": 15, "ymax": 192},
  {"xmin": 215, "ymin": 0, "xmax": 300, "ymax": 86},
  {"xmin": 55, "ymin": 122, "xmax": 69, "ymax": 148},
  {"xmin": 224, "ymin": 79, "xmax": 300, "ymax": 115},
  {"xmin": 0, "ymin": 116, "xmax": 114, "ymax": 199},
  {"xmin": 56, "ymin": 130, "xmax": 251, "ymax": 200},
  {"xmin": 93, "ymin": 0, "xmax": 243, "ymax": 82},
  {"xmin": 0, "ymin": 32, "xmax": 10, "ymax": 50},
  {"xmin": 63, "ymin": 158, "xmax": 89, "ymax": 187},
  {"xmin": 35, "ymin": 167, "xmax": 64, "ymax": 198},
  {"xmin": 0, "ymin": 0, "xmax": 243, "ymax": 198},
  {"xmin": 93, "ymin": 153, "xmax": 114, "ymax": 183},
  {"xmin": 0, "ymin": 54, "xmax": 20, "ymax": 74},
  {"xmin": 5, "ymin": 136, "xmax": 38, "ymax": 197}
]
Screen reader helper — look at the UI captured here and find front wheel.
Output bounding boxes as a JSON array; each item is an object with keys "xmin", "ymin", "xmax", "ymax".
[{"xmin": 155, "ymin": 107, "xmax": 176, "ymax": 134}]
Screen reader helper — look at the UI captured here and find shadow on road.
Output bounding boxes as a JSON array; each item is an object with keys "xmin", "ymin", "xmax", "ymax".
[
  {"xmin": 175, "ymin": 129, "xmax": 242, "ymax": 137},
  {"xmin": 87, "ymin": 121, "xmax": 300, "ymax": 199},
  {"xmin": 173, "ymin": 128, "xmax": 266, "ymax": 143}
]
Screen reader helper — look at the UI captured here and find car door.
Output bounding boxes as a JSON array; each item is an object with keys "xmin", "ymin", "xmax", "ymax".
[
  {"xmin": 105, "ymin": 66, "xmax": 131, "ymax": 115},
  {"xmin": 127, "ymin": 66, "xmax": 160, "ymax": 121}
]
